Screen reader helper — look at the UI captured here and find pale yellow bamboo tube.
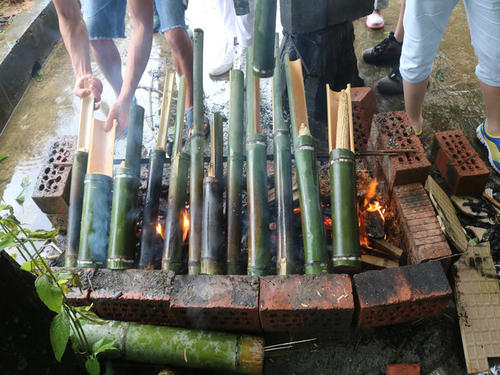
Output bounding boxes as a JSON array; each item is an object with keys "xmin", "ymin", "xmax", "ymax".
[
  {"xmin": 87, "ymin": 119, "xmax": 116, "ymax": 177},
  {"xmin": 77, "ymin": 82, "xmax": 94, "ymax": 152},
  {"xmin": 157, "ymin": 70, "xmax": 176, "ymax": 150},
  {"xmin": 288, "ymin": 59, "xmax": 309, "ymax": 137},
  {"xmin": 326, "ymin": 86, "xmax": 339, "ymax": 152},
  {"xmin": 336, "ymin": 91, "xmax": 350, "ymax": 150},
  {"xmin": 346, "ymin": 84, "xmax": 355, "ymax": 153},
  {"xmin": 253, "ymin": 76, "xmax": 261, "ymax": 134}
]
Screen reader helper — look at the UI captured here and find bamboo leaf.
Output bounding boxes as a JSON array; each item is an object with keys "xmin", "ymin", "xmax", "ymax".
[
  {"xmin": 20, "ymin": 260, "xmax": 36, "ymax": 272},
  {"xmin": 50, "ymin": 313, "xmax": 70, "ymax": 362},
  {"xmin": 0, "ymin": 233, "xmax": 16, "ymax": 251},
  {"xmin": 0, "ymin": 203, "xmax": 14, "ymax": 217},
  {"xmin": 0, "ymin": 154, "xmax": 8, "ymax": 163},
  {"xmin": 92, "ymin": 338, "xmax": 119, "ymax": 357},
  {"xmin": 26, "ymin": 228, "xmax": 59, "ymax": 241},
  {"xmin": 35, "ymin": 274, "xmax": 63, "ymax": 313},
  {"xmin": 85, "ymin": 356, "xmax": 100, "ymax": 375}
]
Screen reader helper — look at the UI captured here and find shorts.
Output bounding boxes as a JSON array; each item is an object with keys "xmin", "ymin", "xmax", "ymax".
[
  {"xmin": 400, "ymin": 0, "xmax": 500, "ymax": 87},
  {"xmin": 81, "ymin": 0, "xmax": 127, "ymax": 40},
  {"xmin": 154, "ymin": 0, "xmax": 188, "ymax": 33}
]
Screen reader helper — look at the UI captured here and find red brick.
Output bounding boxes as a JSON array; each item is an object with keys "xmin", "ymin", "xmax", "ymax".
[
  {"xmin": 169, "ymin": 275, "xmax": 261, "ymax": 332},
  {"xmin": 369, "ymin": 111, "xmax": 431, "ymax": 189},
  {"xmin": 83, "ymin": 269, "xmax": 174, "ymax": 326},
  {"xmin": 391, "ymin": 183, "xmax": 451, "ymax": 267},
  {"xmin": 354, "ymin": 262, "xmax": 451, "ymax": 328},
  {"xmin": 431, "ymin": 130, "xmax": 489, "ymax": 196},
  {"xmin": 352, "ymin": 87, "xmax": 378, "ymax": 152},
  {"xmin": 259, "ymin": 274, "xmax": 354, "ymax": 332},
  {"xmin": 387, "ymin": 364, "xmax": 420, "ymax": 375}
]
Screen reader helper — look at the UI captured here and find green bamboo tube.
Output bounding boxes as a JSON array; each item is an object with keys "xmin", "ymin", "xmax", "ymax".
[
  {"xmin": 78, "ymin": 173, "xmax": 112, "ymax": 268},
  {"xmin": 226, "ymin": 69, "xmax": 245, "ymax": 275},
  {"xmin": 189, "ymin": 28, "xmax": 205, "ymax": 275},
  {"xmin": 233, "ymin": 0, "xmax": 249, "ymax": 15},
  {"xmin": 108, "ymin": 167, "xmax": 141, "ymax": 269},
  {"xmin": 330, "ymin": 148, "xmax": 361, "ymax": 272},
  {"xmin": 172, "ymin": 75, "xmax": 186, "ymax": 160},
  {"xmin": 253, "ymin": 0, "xmax": 277, "ymax": 77},
  {"xmin": 125, "ymin": 104, "xmax": 145, "ymax": 178},
  {"xmin": 294, "ymin": 135, "xmax": 328, "ymax": 274},
  {"xmin": 284, "ymin": 55, "xmax": 328, "ymax": 274},
  {"xmin": 162, "ymin": 152, "xmax": 190, "ymax": 272},
  {"xmin": 77, "ymin": 318, "xmax": 264, "ymax": 374},
  {"xmin": 201, "ymin": 177, "xmax": 224, "ymax": 274},
  {"xmin": 272, "ymin": 33, "xmax": 297, "ymax": 275},
  {"xmin": 138, "ymin": 148, "xmax": 165, "ymax": 269},
  {"xmin": 65, "ymin": 150, "xmax": 88, "ymax": 267}
]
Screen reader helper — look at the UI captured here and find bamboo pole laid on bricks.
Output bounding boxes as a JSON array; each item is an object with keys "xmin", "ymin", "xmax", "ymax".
[
  {"xmin": 78, "ymin": 119, "xmax": 116, "ymax": 268},
  {"xmin": 226, "ymin": 69, "xmax": 245, "ymax": 275},
  {"xmin": 272, "ymin": 34, "xmax": 297, "ymax": 275},
  {"xmin": 327, "ymin": 84, "xmax": 361, "ymax": 272},
  {"xmin": 246, "ymin": 47, "xmax": 271, "ymax": 276},
  {"xmin": 285, "ymin": 56, "xmax": 328, "ymax": 274},
  {"xmin": 201, "ymin": 113, "xmax": 224, "ymax": 274},
  {"xmin": 188, "ymin": 28, "xmax": 205, "ymax": 275},
  {"xmin": 139, "ymin": 71, "xmax": 176, "ymax": 269},
  {"xmin": 76, "ymin": 317, "xmax": 264, "ymax": 374},
  {"xmin": 108, "ymin": 104, "xmax": 144, "ymax": 269},
  {"xmin": 66, "ymin": 85, "xmax": 93, "ymax": 267},
  {"xmin": 253, "ymin": 0, "xmax": 277, "ymax": 77}
]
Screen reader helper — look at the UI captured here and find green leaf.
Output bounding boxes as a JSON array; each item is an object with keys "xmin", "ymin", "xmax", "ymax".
[
  {"xmin": 0, "ymin": 154, "xmax": 8, "ymax": 163},
  {"xmin": 92, "ymin": 338, "xmax": 119, "ymax": 357},
  {"xmin": 26, "ymin": 228, "xmax": 59, "ymax": 241},
  {"xmin": 21, "ymin": 260, "xmax": 36, "ymax": 272},
  {"xmin": 35, "ymin": 274, "xmax": 63, "ymax": 313},
  {"xmin": 0, "ymin": 233, "xmax": 16, "ymax": 251},
  {"xmin": 435, "ymin": 69, "xmax": 445, "ymax": 82},
  {"xmin": 50, "ymin": 313, "xmax": 70, "ymax": 362},
  {"xmin": 85, "ymin": 356, "xmax": 100, "ymax": 375},
  {"xmin": 21, "ymin": 176, "xmax": 30, "ymax": 188},
  {"xmin": 15, "ymin": 176, "xmax": 31, "ymax": 205}
]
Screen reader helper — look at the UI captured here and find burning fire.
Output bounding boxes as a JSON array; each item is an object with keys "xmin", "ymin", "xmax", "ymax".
[
  {"xmin": 366, "ymin": 201, "xmax": 386, "ymax": 224},
  {"xmin": 359, "ymin": 179, "xmax": 386, "ymax": 247},
  {"xmin": 181, "ymin": 208, "xmax": 190, "ymax": 243},
  {"xmin": 156, "ymin": 222, "xmax": 164, "ymax": 240}
]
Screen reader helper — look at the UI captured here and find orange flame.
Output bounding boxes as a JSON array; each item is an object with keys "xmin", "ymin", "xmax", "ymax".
[
  {"xmin": 181, "ymin": 208, "xmax": 190, "ymax": 243},
  {"xmin": 358, "ymin": 178, "xmax": 386, "ymax": 247},
  {"xmin": 366, "ymin": 201, "xmax": 386, "ymax": 224},
  {"xmin": 324, "ymin": 217, "xmax": 332, "ymax": 229},
  {"xmin": 293, "ymin": 207, "xmax": 301, "ymax": 214},
  {"xmin": 156, "ymin": 222, "xmax": 164, "ymax": 240}
]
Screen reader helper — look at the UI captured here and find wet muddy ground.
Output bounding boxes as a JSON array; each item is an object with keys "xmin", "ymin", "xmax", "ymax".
[{"xmin": 1, "ymin": 0, "xmax": 499, "ymax": 373}]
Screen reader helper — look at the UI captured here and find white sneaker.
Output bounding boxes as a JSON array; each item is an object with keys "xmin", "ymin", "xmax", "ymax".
[
  {"xmin": 209, "ymin": 39, "xmax": 234, "ymax": 77},
  {"xmin": 366, "ymin": 10, "xmax": 385, "ymax": 30},
  {"xmin": 233, "ymin": 45, "xmax": 247, "ymax": 73}
]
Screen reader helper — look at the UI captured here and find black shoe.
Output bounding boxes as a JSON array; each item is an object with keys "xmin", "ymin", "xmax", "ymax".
[
  {"xmin": 362, "ymin": 32, "xmax": 402, "ymax": 65},
  {"xmin": 376, "ymin": 63, "xmax": 403, "ymax": 95}
]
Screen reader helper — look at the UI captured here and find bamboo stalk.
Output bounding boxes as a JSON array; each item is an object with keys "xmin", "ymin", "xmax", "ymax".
[
  {"xmin": 66, "ymin": 90, "xmax": 93, "ymax": 266},
  {"xmin": 347, "ymin": 84, "xmax": 354, "ymax": 153},
  {"xmin": 226, "ymin": 69, "xmax": 245, "ymax": 275},
  {"xmin": 246, "ymin": 47, "xmax": 271, "ymax": 276},
  {"xmin": 284, "ymin": 55, "xmax": 328, "ymax": 274},
  {"xmin": 172, "ymin": 75, "xmax": 186, "ymax": 159},
  {"xmin": 233, "ymin": 0, "xmax": 250, "ymax": 15},
  {"xmin": 76, "ymin": 318, "xmax": 264, "ymax": 374},
  {"xmin": 162, "ymin": 152, "xmax": 190, "ymax": 272},
  {"xmin": 87, "ymin": 119, "xmax": 116, "ymax": 177},
  {"xmin": 188, "ymin": 28, "xmax": 205, "ymax": 275},
  {"xmin": 336, "ymin": 91, "xmax": 350, "ymax": 150},
  {"xmin": 253, "ymin": 0, "xmax": 277, "ymax": 77},
  {"xmin": 157, "ymin": 70, "xmax": 176, "ymax": 150},
  {"xmin": 272, "ymin": 34, "xmax": 297, "ymax": 275},
  {"xmin": 108, "ymin": 104, "xmax": 144, "ymax": 269},
  {"xmin": 326, "ymin": 85, "xmax": 339, "ymax": 152}
]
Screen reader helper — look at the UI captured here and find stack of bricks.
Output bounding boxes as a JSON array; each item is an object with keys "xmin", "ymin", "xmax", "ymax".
[
  {"xmin": 368, "ymin": 111, "xmax": 431, "ymax": 189},
  {"xmin": 431, "ymin": 130, "xmax": 489, "ymax": 196},
  {"xmin": 32, "ymin": 136, "xmax": 76, "ymax": 230},
  {"xmin": 351, "ymin": 87, "xmax": 378, "ymax": 152},
  {"xmin": 390, "ymin": 183, "xmax": 452, "ymax": 267}
]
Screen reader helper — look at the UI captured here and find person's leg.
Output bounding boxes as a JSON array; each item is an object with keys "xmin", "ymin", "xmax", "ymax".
[
  {"xmin": 82, "ymin": 0, "xmax": 127, "ymax": 97},
  {"xmin": 481, "ymin": 83, "xmax": 500, "ymax": 136},
  {"xmin": 367, "ymin": 0, "xmax": 388, "ymax": 29},
  {"xmin": 155, "ymin": 0, "xmax": 193, "ymax": 109},
  {"xmin": 394, "ymin": 0, "xmax": 405, "ymax": 43},
  {"xmin": 400, "ymin": 0, "xmax": 457, "ymax": 134},
  {"xmin": 234, "ymin": 0, "xmax": 254, "ymax": 48}
]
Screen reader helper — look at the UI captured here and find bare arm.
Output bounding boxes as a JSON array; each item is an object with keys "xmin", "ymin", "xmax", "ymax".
[
  {"xmin": 106, "ymin": 0, "xmax": 154, "ymax": 135},
  {"xmin": 52, "ymin": 0, "xmax": 102, "ymax": 101}
]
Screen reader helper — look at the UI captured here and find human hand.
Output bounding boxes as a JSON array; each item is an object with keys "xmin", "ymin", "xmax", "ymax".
[
  {"xmin": 105, "ymin": 98, "xmax": 130, "ymax": 137},
  {"xmin": 74, "ymin": 74, "xmax": 103, "ymax": 109}
]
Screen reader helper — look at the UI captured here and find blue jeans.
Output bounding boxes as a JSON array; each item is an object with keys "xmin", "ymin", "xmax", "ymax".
[{"xmin": 81, "ymin": 0, "xmax": 187, "ymax": 40}]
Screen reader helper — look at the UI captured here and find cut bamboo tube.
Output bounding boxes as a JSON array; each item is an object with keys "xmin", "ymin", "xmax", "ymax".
[
  {"xmin": 87, "ymin": 119, "xmax": 116, "ymax": 177},
  {"xmin": 157, "ymin": 70, "xmax": 176, "ymax": 150},
  {"xmin": 253, "ymin": 0, "xmax": 277, "ymax": 78},
  {"xmin": 172, "ymin": 75, "xmax": 186, "ymax": 159},
  {"xmin": 347, "ymin": 84, "xmax": 354, "ymax": 153},
  {"xmin": 284, "ymin": 55, "xmax": 328, "ymax": 274},
  {"xmin": 253, "ymin": 76, "xmax": 261, "ymax": 134},
  {"xmin": 326, "ymin": 85, "xmax": 339, "ymax": 152},
  {"xmin": 336, "ymin": 91, "xmax": 350, "ymax": 150},
  {"xmin": 77, "ymin": 86, "xmax": 94, "ymax": 152}
]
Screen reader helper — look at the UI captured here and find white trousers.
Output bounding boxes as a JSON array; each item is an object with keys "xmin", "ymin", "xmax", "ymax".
[
  {"xmin": 216, "ymin": 0, "xmax": 254, "ymax": 48},
  {"xmin": 400, "ymin": 0, "xmax": 500, "ymax": 86}
]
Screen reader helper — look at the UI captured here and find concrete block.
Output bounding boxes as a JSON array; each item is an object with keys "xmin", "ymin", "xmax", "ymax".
[
  {"xmin": 169, "ymin": 275, "xmax": 261, "ymax": 332},
  {"xmin": 259, "ymin": 274, "xmax": 354, "ymax": 332},
  {"xmin": 431, "ymin": 130, "xmax": 489, "ymax": 196},
  {"xmin": 354, "ymin": 262, "xmax": 452, "ymax": 328}
]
